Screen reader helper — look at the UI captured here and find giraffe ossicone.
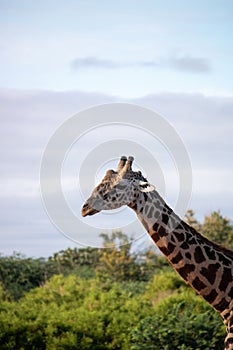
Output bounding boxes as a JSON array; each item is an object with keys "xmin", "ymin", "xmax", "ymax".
[{"xmin": 82, "ymin": 156, "xmax": 233, "ymax": 350}]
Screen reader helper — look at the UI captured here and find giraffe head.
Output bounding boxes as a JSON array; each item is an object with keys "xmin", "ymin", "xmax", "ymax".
[{"xmin": 82, "ymin": 156, "xmax": 155, "ymax": 217}]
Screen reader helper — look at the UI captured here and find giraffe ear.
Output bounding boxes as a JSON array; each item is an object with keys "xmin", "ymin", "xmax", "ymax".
[{"xmin": 138, "ymin": 181, "xmax": 155, "ymax": 192}]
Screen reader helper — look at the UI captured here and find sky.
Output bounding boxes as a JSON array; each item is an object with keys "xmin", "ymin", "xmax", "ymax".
[{"xmin": 0, "ymin": 0, "xmax": 233, "ymax": 257}]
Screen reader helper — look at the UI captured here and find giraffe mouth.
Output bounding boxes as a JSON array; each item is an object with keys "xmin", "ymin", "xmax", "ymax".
[{"xmin": 82, "ymin": 204, "xmax": 100, "ymax": 217}]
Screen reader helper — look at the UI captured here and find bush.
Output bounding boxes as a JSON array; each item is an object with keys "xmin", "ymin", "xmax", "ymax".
[{"xmin": 130, "ymin": 291, "xmax": 225, "ymax": 350}]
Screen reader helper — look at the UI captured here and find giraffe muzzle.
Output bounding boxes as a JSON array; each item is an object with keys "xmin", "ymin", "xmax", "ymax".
[{"xmin": 81, "ymin": 203, "xmax": 100, "ymax": 217}]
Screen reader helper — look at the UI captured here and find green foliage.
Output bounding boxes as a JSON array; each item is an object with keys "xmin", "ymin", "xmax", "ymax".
[
  {"xmin": 0, "ymin": 210, "xmax": 232, "ymax": 349},
  {"xmin": 0, "ymin": 253, "xmax": 55, "ymax": 300},
  {"xmin": 0, "ymin": 275, "xmax": 151, "ymax": 350},
  {"xmin": 49, "ymin": 247, "xmax": 101, "ymax": 275},
  {"xmin": 97, "ymin": 231, "xmax": 145, "ymax": 282},
  {"xmin": 0, "ymin": 270, "xmax": 226, "ymax": 350},
  {"xmin": 139, "ymin": 250, "xmax": 171, "ymax": 280},
  {"xmin": 0, "ymin": 248, "xmax": 101, "ymax": 300},
  {"xmin": 100, "ymin": 230, "xmax": 130, "ymax": 248},
  {"xmin": 202, "ymin": 211, "xmax": 233, "ymax": 249},
  {"xmin": 185, "ymin": 209, "xmax": 202, "ymax": 231},
  {"xmin": 144, "ymin": 270, "xmax": 188, "ymax": 305},
  {"xmin": 0, "ymin": 283, "xmax": 11, "ymax": 301},
  {"xmin": 130, "ymin": 291, "xmax": 225, "ymax": 350}
]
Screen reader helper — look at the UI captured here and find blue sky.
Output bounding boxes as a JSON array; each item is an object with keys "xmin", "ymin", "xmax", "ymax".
[{"xmin": 0, "ymin": 1, "xmax": 233, "ymax": 257}]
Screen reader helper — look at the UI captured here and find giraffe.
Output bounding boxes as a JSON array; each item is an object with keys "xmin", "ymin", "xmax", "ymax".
[{"xmin": 82, "ymin": 156, "xmax": 233, "ymax": 350}]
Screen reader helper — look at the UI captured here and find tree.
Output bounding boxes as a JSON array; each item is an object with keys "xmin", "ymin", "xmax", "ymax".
[
  {"xmin": 0, "ymin": 253, "xmax": 54, "ymax": 300},
  {"xmin": 49, "ymin": 247, "xmax": 101, "ymax": 277},
  {"xmin": 185, "ymin": 209, "xmax": 233, "ymax": 249},
  {"xmin": 0, "ymin": 284, "xmax": 10, "ymax": 302},
  {"xmin": 184, "ymin": 209, "xmax": 202, "ymax": 231},
  {"xmin": 139, "ymin": 248, "xmax": 170, "ymax": 280},
  {"xmin": 97, "ymin": 231, "xmax": 144, "ymax": 281},
  {"xmin": 202, "ymin": 211, "xmax": 233, "ymax": 249}
]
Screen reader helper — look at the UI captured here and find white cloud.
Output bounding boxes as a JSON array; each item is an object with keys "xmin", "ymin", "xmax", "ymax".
[
  {"xmin": 167, "ymin": 55, "xmax": 211, "ymax": 73},
  {"xmin": 71, "ymin": 57, "xmax": 119, "ymax": 69},
  {"xmin": 70, "ymin": 54, "xmax": 211, "ymax": 73}
]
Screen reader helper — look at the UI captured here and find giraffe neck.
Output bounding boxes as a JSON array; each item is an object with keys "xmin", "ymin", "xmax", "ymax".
[{"xmin": 129, "ymin": 190, "xmax": 233, "ymax": 321}]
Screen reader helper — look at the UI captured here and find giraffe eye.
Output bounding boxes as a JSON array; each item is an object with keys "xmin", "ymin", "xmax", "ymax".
[
  {"xmin": 138, "ymin": 181, "xmax": 155, "ymax": 193},
  {"xmin": 140, "ymin": 183, "xmax": 148, "ymax": 189}
]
